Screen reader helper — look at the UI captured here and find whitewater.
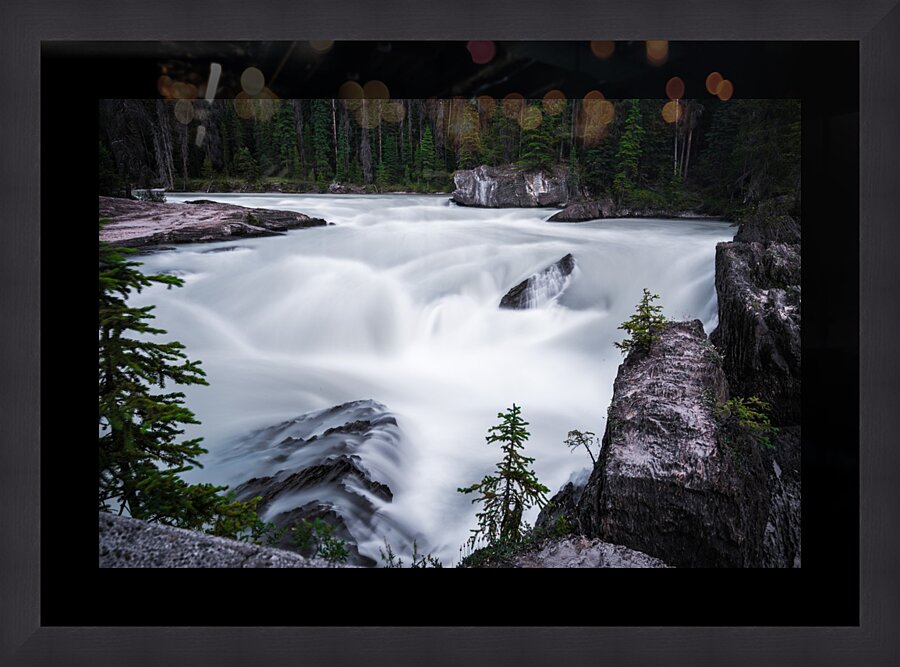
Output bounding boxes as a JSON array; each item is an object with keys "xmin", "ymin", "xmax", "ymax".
[{"xmin": 132, "ymin": 193, "xmax": 735, "ymax": 565}]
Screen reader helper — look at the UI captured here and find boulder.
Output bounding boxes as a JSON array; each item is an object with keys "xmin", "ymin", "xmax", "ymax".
[
  {"xmin": 507, "ymin": 536, "xmax": 671, "ymax": 568},
  {"xmin": 98, "ymin": 196, "xmax": 327, "ymax": 247},
  {"xmin": 226, "ymin": 400, "xmax": 402, "ymax": 566},
  {"xmin": 451, "ymin": 165, "xmax": 568, "ymax": 207},
  {"xmin": 535, "ymin": 467, "xmax": 590, "ymax": 532},
  {"xmin": 499, "ymin": 253, "xmax": 575, "ymax": 309},
  {"xmin": 548, "ymin": 199, "xmax": 721, "ymax": 223},
  {"xmin": 98, "ymin": 513, "xmax": 347, "ymax": 568},
  {"xmin": 577, "ymin": 320, "xmax": 769, "ymax": 567}
]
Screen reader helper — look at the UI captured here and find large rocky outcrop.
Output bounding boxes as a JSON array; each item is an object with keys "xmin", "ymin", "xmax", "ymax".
[
  {"xmin": 499, "ymin": 253, "xmax": 575, "ymax": 309},
  {"xmin": 99, "ymin": 513, "xmax": 348, "ymax": 568},
  {"xmin": 98, "ymin": 196, "xmax": 327, "ymax": 247},
  {"xmin": 227, "ymin": 400, "xmax": 402, "ymax": 566},
  {"xmin": 710, "ymin": 199, "xmax": 802, "ymax": 567},
  {"xmin": 548, "ymin": 199, "xmax": 720, "ymax": 223},
  {"xmin": 576, "ymin": 320, "xmax": 769, "ymax": 568},
  {"xmin": 451, "ymin": 165, "xmax": 568, "ymax": 207}
]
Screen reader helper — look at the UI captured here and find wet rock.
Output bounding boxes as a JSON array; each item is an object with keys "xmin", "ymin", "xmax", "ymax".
[
  {"xmin": 548, "ymin": 199, "xmax": 720, "ymax": 223},
  {"xmin": 451, "ymin": 165, "xmax": 568, "ymax": 207},
  {"xmin": 577, "ymin": 320, "xmax": 769, "ymax": 567},
  {"xmin": 499, "ymin": 253, "xmax": 575, "ymax": 309},
  {"xmin": 98, "ymin": 196, "xmax": 327, "ymax": 247},
  {"xmin": 226, "ymin": 400, "xmax": 402, "ymax": 566},
  {"xmin": 98, "ymin": 512, "xmax": 347, "ymax": 568},
  {"xmin": 536, "ymin": 467, "xmax": 590, "ymax": 532}
]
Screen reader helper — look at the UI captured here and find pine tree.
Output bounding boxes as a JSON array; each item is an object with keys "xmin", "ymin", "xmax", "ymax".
[
  {"xmin": 311, "ymin": 99, "xmax": 333, "ymax": 184},
  {"xmin": 517, "ymin": 102, "xmax": 556, "ymax": 172},
  {"xmin": 458, "ymin": 404, "xmax": 550, "ymax": 547},
  {"xmin": 613, "ymin": 100, "xmax": 644, "ymax": 205},
  {"xmin": 233, "ymin": 146, "xmax": 259, "ymax": 182},
  {"xmin": 99, "ymin": 230, "xmax": 260, "ymax": 533},
  {"xmin": 415, "ymin": 125, "xmax": 436, "ymax": 181}
]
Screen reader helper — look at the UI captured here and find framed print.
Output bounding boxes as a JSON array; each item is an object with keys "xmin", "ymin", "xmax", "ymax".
[{"xmin": 3, "ymin": 0, "xmax": 899, "ymax": 664}]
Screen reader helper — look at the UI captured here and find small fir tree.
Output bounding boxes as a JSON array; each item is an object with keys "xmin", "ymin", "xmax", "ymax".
[
  {"xmin": 458, "ymin": 404, "xmax": 550, "ymax": 547},
  {"xmin": 615, "ymin": 288, "xmax": 668, "ymax": 355}
]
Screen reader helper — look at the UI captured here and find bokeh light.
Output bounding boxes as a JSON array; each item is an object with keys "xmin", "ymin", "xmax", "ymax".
[
  {"xmin": 157, "ymin": 75, "xmax": 174, "ymax": 98},
  {"xmin": 519, "ymin": 105, "xmax": 543, "ymax": 130},
  {"xmin": 502, "ymin": 93, "xmax": 525, "ymax": 119},
  {"xmin": 646, "ymin": 40, "xmax": 668, "ymax": 66},
  {"xmin": 467, "ymin": 41, "xmax": 497, "ymax": 65},
  {"xmin": 363, "ymin": 80, "xmax": 390, "ymax": 100},
  {"xmin": 172, "ymin": 81, "xmax": 198, "ymax": 100},
  {"xmin": 590, "ymin": 41, "xmax": 615, "ymax": 60},
  {"xmin": 338, "ymin": 80, "xmax": 365, "ymax": 100},
  {"xmin": 716, "ymin": 79, "xmax": 734, "ymax": 101},
  {"xmin": 706, "ymin": 72, "xmax": 724, "ymax": 95},
  {"xmin": 381, "ymin": 100, "xmax": 406, "ymax": 124},
  {"xmin": 661, "ymin": 100, "xmax": 683, "ymax": 123},
  {"xmin": 666, "ymin": 76, "xmax": 685, "ymax": 100},
  {"xmin": 240, "ymin": 67, "xmax": 265, "ymax": 96},
  {"xmin": 234, "ymin": 92, "xmax": 254, "ymax": 119},
  {"xmin": 476, "ymin": 95, "xmax": 497, "ymax": 115},
  {"xmin": 542, "ymin": 90, "xmax": 566, "ymax": 115},
  {"xmin": 309, "ymin": 40, "xmax": 334, "ymax": 54},
  {"xmin": 174, "ymin": 99, "xmax": 194, "ymax": 124}
]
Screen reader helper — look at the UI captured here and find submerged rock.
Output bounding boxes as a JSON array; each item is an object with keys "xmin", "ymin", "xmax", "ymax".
[
  {"xmin": 226, "ymin": 400, "xmax": 402, "ymax": 566},
  {"xmin": 98, "ymin": 513, "xmax": 346, "ymax": 568},
  {"xmin": 548, "ymin": 199, "xmax": 719, "ymax": 223},
  {"xmin": 98, "ymin": 196, "xmax": 327, "ymax": 247},
  {"xmin": 499, "ymin": 253, "xmax": 576, "ymax": 309},
  {"xmin": 577, "ymin": 320, "xmax": 769, "ymax": 567},
  {"xmin": 451, "ymin": 165, "xmax": 568, "ymax": 207}
]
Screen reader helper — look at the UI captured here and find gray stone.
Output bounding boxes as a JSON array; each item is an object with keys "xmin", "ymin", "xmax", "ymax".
[
  {"xmin": 547, "ymin": 199, "xmax": 721, "ymax": 223},
  {"xmin": 499, "ymin": 253, "xmax": 575, "ymax": 309},
  {"xmin": 451, "ymin": 165, "xmax": 568, "ymax": 207},
  {"xmin": 577, "ymin": 320, "xmax": 769, "ymax": 567},
  {"xmin": 98, "ymin": 196, "xmax": 327, "ymax": 247},
  {"xmin": 98, "ymin": 513, "xmax": 346, "ymax": 568},
  {"xmin": 509, "ymin": 536, "xmax": 671, "ymax": 568}
]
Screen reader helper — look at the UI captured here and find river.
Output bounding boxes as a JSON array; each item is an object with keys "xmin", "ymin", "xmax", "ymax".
[{"xmin": 132, "ymin": 193, "xmax": 735, "ymax": 565}]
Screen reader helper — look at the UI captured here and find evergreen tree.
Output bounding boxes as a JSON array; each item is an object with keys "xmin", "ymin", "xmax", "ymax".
[
  {"xmin": 99, "ymin": 141, "xmax": 122, "ymax": 196},
  {"xmin": 613, "ymin": 100, "xmax": 644, "ymax": 204},
  {"xmin": 615, "ymin": 288, "xmax": 668, "ymax": 355},
  {"xmin": 233, "ymin": 147, "xmax": 259, "ymax": 182},
  {"xmin": 311, "ymin": 99, "xmax": 333, "ymax": 184},
  {"xmin": 99, "ymin": 230, "xmax": 260, "ymax": 533},
  {"xmin": 517, "ymin": 102, "xmax": 556, "ymax": 172},
  {"xmin": 415, "ymin": 125, "xmax": 436, "ymax": 181},
  {"xmin": 458, "ymin": 404, "xmax": 550, "ymax": 547}
]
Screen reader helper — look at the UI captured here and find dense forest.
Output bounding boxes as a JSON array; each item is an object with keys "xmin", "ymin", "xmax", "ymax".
[{"xmin": 99, "ymin": 97, "xmax": 800, "ymax": 215}]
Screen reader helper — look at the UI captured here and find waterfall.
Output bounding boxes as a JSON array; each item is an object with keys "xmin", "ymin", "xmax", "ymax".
[{"xmin": 132, "ymin": 193, "xmax": 734, "ymax": 564}]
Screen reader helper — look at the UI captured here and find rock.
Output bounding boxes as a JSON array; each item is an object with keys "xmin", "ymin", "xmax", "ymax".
[
  {"xmin": 499, "ymin": 253, "xmax": 575, "ymax": 309},
  {"xmin": 508, "ymin": 536, "xmax": 671, "ymax": 568},
  {"xmin": 327, "ymin": 182, "xmax": 368, "ymax": 194},
  {"xmin": 762, "ymin": 427, "xmax": 801, "ymax": 567},
  {"xmin": 710, "ymin": 241, "xmax": 801, "ymax": 425},
  {"xmin": 577, "ymin": 320, "xmax": 769, "ymax": 567},
  {"xmin": 451, "ymin": 165, "xmax": 568, "ymax": 207},
  {"xmin": 548, "ymin": 199, "xmax": 721, "ymax": 223},
  {"xmin": 225, "ymin": 400, "xmax": 402, "ymax": 566},
  {"xmin": 98, "ymin": 196, "xmax": 328, "ymax": 247},
  {"xmin": 535, "ymin": 467, "xmax": 591, "ymax": 532},
  {"xmin": 99, "ymin": 512, "xmax": 348, "ymax": 568},
  {"xmin": 734, "ymin": 196, "xmax": 802, "ymax": 244},
  {"xmin": 710, "ymin": 200, "xmax": 801, "ymax": 568}
]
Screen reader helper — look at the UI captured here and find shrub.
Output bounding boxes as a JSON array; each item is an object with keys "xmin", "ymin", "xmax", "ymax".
[
  {"xmin": 614, "ymin": 288, "xmax": 668, "ymax": 355},
  {"xmin": 290, "ymin": 518, "xmax": 349, "ymax": 564},
  {"xmin": 717, "ymin": 396, "xmax": 778, "ymax": 450}
]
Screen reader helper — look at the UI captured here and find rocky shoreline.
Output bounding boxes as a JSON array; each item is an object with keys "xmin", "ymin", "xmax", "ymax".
[{"xmin": 98, "ymin": 196, "xmax": 328, "ymax": 248}]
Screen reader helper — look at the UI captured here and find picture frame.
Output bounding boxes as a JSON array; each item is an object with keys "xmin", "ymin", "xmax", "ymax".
[{"xmin": 3, "ymin": 0, "xmax": 898, "ymax": 663}]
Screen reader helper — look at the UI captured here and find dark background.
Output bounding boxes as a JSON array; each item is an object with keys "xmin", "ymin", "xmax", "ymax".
[{"xmin": 41, "ymin": 40, "xmax": 858, "ymax": 626}]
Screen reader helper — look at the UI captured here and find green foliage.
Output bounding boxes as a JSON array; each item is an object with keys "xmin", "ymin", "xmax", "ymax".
[
  {"xmin": 290, "ymin": 518, "xmax": 349, "ymax": 564},
  {"xmin": 716, "ymin": 396, "xmax": 778, "ymax": 450},
  {"xmin": 517, "ymin": 102, "xmax": 557, "ymax": 172},
  {"xmin": 564, "ymin": 429, "xmax": 598, "ymax": 465},
  {"xmin": 379, "ymin": 540, "xmax": 444, "ymax": 568},
  {"xmin": 98, "ymin": 141, "xmax": 122, "ymax": 196},
  {"xmin": 458, "ymin": 404, "xmax": 550, "ymax": 548},
  {"xmin": 613, "ymin": 101, "xmax": 644, "ymax": 204},
  {"xmin": 233, "ymin": 147, "xmax": 259, "ymax": 182},
  {"xmin": 456, "ymin": 515, "xmax": 572, "ymax": 568},
  {"xmin": 98, "ymin": 229, "xmax": 259, "ymax": 536},
  {"xmin": 614, "ymin": 288, "xmax": 668, "ymax": 355}
]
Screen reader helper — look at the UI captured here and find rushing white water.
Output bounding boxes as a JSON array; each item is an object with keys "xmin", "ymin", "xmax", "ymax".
[{"xmin": 132, "ymin": 193, "xmax": 735, "ymax": 565}]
